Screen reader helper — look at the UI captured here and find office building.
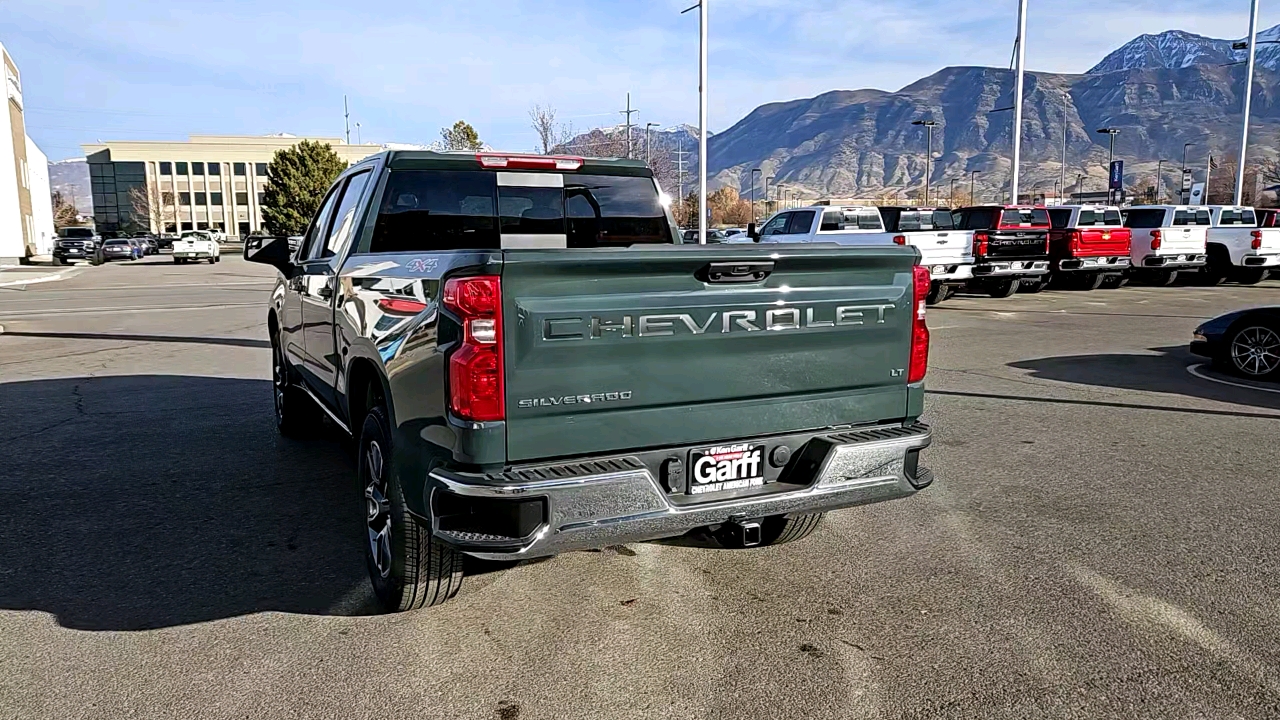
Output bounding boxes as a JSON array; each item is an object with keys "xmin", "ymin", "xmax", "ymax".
[
  {"xmin": 80, "ymin": 135, "xmax": 381, "ymax": 236},
  {"xmin": 1, "ymin": 41, "xmax": 53, "ymax": 264}
]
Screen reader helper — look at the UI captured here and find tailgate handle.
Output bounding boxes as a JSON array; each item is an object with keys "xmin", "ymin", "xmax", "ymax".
[{"xmin": 700, "ymin": 261, "xmax": 774, "ymax": 284}]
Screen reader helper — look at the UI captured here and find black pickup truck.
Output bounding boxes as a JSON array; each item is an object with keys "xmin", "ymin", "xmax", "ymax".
[
  {"xmin": 247, "ymin": 151, "xmax": 934, "ymax": 613},
  {"xmin": 952, "ymin": 205, "xmax": 1052, "ymax": 297}
]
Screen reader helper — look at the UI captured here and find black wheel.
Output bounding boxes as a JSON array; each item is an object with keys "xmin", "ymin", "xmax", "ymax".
[
  {"xmin": 1142, "ymin": 269, "xmax": 1177, "ymax": 286},
  {"xmin": 1224, "ymin": 322, "xmax": 1280, "ymax": 379},
  {"xmin": 1234, "ymin": 268, "xmax": 1268, "ymax": 285},
  {"xmin": 1075, "ymin": 273, "xmax": 1105, "ymax": 291},
  {"xmin": 174, "ymin": 258, "xmax": 183, "ymax": 264},
  {"xmin": 1102, "ymin": 274, "xmax": 1129, "ymax": 289},
  {"xmin": 360, "ymin": 405, "xmax": 463, "ymax": 612},
  {"xmin": 89, "ymin": 250, "xmax": 103, "ymax": 266},
  {"xmin": 716, "ymin": 513, "xmax": 825, "ymax": 548},
  {"xmin": 208, "ymin": 256, "xmax": 216, "ymax": 265},
  {"xmin": 925, "ymin": 281, "xmax": 949, "ymax": 306},
  {"xmin": 1018, "ymin": 278, "xmax": 1046, "ymax": 294},
  {"xmin": 986, "ymin": 279, "xmax": 1019, "ymax": 298},
  {"xmin": 272, "ymin": 334, "xmax": 315, "ymax": 438},
  {"xmin": 52, "ymin": 256, "xmax": 65, "ymax": 266}
]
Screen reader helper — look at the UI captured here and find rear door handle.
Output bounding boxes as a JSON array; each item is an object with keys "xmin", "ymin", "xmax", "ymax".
[{"xmin": 699, "ymin": 261, "xmax": 774, "ymax": 284}]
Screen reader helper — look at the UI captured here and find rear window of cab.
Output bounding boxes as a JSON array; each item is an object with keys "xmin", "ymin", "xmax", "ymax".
[{"xmin": 999, "ymin": 208, "xmax": 1050, "ymax": 227}]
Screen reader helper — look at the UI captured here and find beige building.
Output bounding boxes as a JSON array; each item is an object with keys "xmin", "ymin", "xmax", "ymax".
[
  {"xmin": 1, "ymin": 41, "xmax": 53, "ymax": 263},
  {"xmin": 81, "ymin": 134, "xmax": 381, "ymax": 236}
]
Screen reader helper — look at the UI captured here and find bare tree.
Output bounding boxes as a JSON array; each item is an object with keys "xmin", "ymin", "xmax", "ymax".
[
  {"xmin": 128, "ymin": 179, "xmax": 175, "ymax": 233},
  {"xmin": 52, "ymin": 191, "xmax": 79, "ymax": 229},
  {"xmin": 529, "ymin": 105, "xmax": 576, "ymax": 155}
]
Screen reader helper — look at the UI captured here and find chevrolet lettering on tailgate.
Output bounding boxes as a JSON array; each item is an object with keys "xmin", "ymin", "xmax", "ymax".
[{"xmin": 542, "ymin": 304, "xmax": 895, "ymax": 341}]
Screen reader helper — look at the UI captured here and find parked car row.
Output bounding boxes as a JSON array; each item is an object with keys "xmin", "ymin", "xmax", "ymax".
[{"xmin": 726, "ymin": 203, "xmax": 1278, "ymax": 305}]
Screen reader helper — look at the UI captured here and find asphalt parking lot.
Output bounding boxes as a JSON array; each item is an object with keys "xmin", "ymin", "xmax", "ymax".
[{"xmin": 2, "ymin": 256, "xmax": 1279, "ymax": 719}]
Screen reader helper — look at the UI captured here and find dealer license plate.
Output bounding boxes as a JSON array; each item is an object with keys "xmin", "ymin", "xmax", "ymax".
[{"xmin": 688, "ymin": 443, "xmax": 766, "ymax": 495}]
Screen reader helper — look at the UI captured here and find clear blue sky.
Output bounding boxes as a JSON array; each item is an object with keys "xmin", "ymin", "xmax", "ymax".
[{"xmin": 3, "ymin": 0, "xmax": 1271, "ymax": 161}]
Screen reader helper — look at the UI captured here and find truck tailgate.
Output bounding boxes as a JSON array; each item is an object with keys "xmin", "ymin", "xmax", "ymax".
[
  {"xmin": 908, "ymin": 230, "xmax": 972, "ymax": 265},
  {"xmin": 500, "ymin": 246, "xmax": 918, "ymax": 462},
  {"xmin": 1158, "ymin": 227, "xmax": 1207, "ymax": 254}
]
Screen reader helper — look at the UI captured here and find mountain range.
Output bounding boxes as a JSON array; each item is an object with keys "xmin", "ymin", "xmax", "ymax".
[{"xmin": 704, "ymin": 24, "xmax": 1280, "ymax": 203}]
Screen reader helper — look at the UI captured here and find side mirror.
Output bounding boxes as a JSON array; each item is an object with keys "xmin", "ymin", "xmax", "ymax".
[
  {"xmin": 245, "ymin": 236, "xmax": 295, "ymax": 275},
  {"xmin": 747, "ymin": 222, "xmax": 759, "ymax": 242}
]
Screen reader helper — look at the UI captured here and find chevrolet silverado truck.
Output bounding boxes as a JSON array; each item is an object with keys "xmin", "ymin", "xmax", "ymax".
[
  {"xmin": 1200, "ymin": 205, "xmax": 1280, "ymax": 285},
  {"xmin": 173, "ymin": 231, "xmax": 221, "ymax": 264},
  {"xmin": 247, "ymin": 151, "xmax": 934, "ymax": 613},
  {"xmin": 879, "ymin": 206, "xmax": 975, "ymax": 305},
  {"xmin": 1045, "ymin": 205, "xmax": 1132, "ymax": 290},
  {"xmin": 751, "ymin": 205, "xmax": 896, "ymax": 245},
  {"xmin": 1121, "ymin": 205, "xmax": 1209, "ymax": 286},
  {"xmin": 951, "ymin": 205, "xmax": 1051, "ymax": 297}
]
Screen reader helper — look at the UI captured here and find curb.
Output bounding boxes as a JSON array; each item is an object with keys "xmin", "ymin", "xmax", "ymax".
[{"xmin": 0, "ymin": 268, "xmax": 78, "ymax": 289}]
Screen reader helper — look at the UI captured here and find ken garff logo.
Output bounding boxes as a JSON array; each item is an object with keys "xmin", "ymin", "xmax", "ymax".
[
  {"xmin": 404, "ymin": 257, "xmax": 437, "ymax": 274},
  {"xmin": 540, "ymin": 304, "xmax": 895, "ymax": 341}
]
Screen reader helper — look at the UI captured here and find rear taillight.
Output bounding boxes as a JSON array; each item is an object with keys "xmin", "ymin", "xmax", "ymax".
[
  {"xmin": 443, "ymin": 275, "xmax": 504, "ymax": 422},
  {"xmin": 1150, "ymin": 230, "xmax": 1162, "ymax": 251},
  {"xmin": 908, "ymin": 265, "xmax": 930, "ymax": 384},
  {"xmin": 477, "ymin": 153, "xmax": 583, "ymax": 171},
  {"xmin": 1069, "ymin": 229, "xmax": 1083, "ymax": 253},
  {"xmin": 893, "ymin": 235, "xmax": 907, "ymax": 245},
  {"xmin": 973, "ymin": 231, "xmax": 989, "ymax": 257},
  {"xmin": 1251, "ymin": 230, "xmax": 1263, "ymax": 250}
]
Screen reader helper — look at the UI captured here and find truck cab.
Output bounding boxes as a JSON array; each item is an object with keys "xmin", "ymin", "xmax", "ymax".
[
  {"xmin": 879, "ymin": 206, "xmax": 974, "ymax": 305},
  {"xmin": 755, "ymin": 205, "xmax": 895, "ymax": 245},
  {"xmin": 1202, "ymin": 205, "xmax": 1280, "ymax": 285},
  {"xmin": 951, "ymin": 205, "xmax": 1051, "ymax": 297},
  {"xmin": 1122, "ymin": 205, "xmax": 1209, "ymax": 285},
  {"xmin": 1045, "ymin": 205, "xmax": 1132, "ymax": 290}
]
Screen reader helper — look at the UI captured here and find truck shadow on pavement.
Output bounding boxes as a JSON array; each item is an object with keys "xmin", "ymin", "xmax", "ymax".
[
  {"xmin": 0, "ymin": 374, "xmax": 386, "ymax": 630},
  {"xmin": 1005, "ymin": 345, "xmax": 1280, "ymax": 413}
]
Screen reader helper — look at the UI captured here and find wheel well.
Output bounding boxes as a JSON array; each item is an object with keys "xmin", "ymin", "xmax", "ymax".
[{"xmin": 346, "ymin": 358, "xmax": 387, "ymax": 429}]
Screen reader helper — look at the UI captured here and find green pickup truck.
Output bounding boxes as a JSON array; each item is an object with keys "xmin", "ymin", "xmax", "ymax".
[{"xmin": 247, "ymin": 151, "xmax": 934, "ymax": 613}]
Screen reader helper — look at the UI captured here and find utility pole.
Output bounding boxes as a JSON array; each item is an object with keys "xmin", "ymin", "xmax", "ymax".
[
  {"xmin": 750, "ymin": 168, "xmax": 761, "ymax": 223},
  {"xmin": 620, "ymin": 93, "xmax": 637, "ymax": 159},
  {"xmin": 765, "ymin": 175, "xmax": 774, "ymax": 216},
  {"xmin": 1182, "ymin": 143, "xmax": 1195, "ymax": 203},
  {"xmin": 970, "ymin": 170, "xmax": 979, "ymax": 205},
  {"xmin": 1237, "ymin": 0, "xmax": 1261, "ymax": 205},
  {"xmin": 355, "ymin": 122, "xmax": 362, "ymax": 146},
  {"xmin": 1060, "ymin": 95, "xmax": 1069, "ymax": 205},
  {"xmin": 344, "ymin": 95, "xmax": 350, "ymax": 144},
  {"xmin": 645, "ymin": 122, "xmax": 659, "ymax": 166},
  {"xmin": 1205, "ymin": 153, "xmax": 1213, "ymax": 205},
  {"xmin": 1010, "ymin": 0, "xmax": 1029, "ymax": 203},
  {"xmin": 950, "ymin": 178, "xmax": 958, "ymax": 207},
  {"xmin": 675, "ymin": 135, "xmax": 689, "ymax": 225}
]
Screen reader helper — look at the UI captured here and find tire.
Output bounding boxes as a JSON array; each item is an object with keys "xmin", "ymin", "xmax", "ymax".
[
  {"xmin": 1075, "ymin": 273, "xmax": 1105, "ymax": 291},
  {"xmin": 1018, "ymin": 278, "xmax": 1046, "ymax": 294},
  {"xmin": 360, "ymin": 405, "xmax": 463, "ymax": 612},
  {"xmin": 925, "ymin": 281, "xmax": 949, "ymax": 306},
  {"xmin": 1224, "ymin": 322, "xmax": 1280, "ymax": 380},
  {"xmin": 1233, "ymin": 268, "xmax": 1268, "ymax": 285},
  {"xmin": 272, "ymin": 334, "xmax": 316, "ymax": 438},
  {"xmin": 174, "ymin": 258, "xmax": 183, "ymax": 264},
  {"xmin": 89, "ymin": 250, "xmax": 103, "ymax": 267},
  {"xmin": 1102, "ymin": 274, "xmax": 1129, "ymax": 289},
  {"xmin": 1142, "ymin": 269, "xmax": 1178, "ymax": 286},
  {"xmin": 716, "ymin": 513, "xmax": 825, "ymax": 548},
  {"xmin": 986, "ymin": 279, "xmax": 1019, "ymax": 298},
  {"xmin": 1198, "ymin": 245, "xmax": 1230, "ymax": 286},
  {"xmin": 52, "ymin": 256, "xmax": 65, "ymax": 266},
  {"xmin": 208, "ymin": 256, "xmax": 216, "ymax": 265}
]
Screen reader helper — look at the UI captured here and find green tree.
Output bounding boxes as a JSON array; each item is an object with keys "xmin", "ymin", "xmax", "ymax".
[
  {"xmin": 440, "ymin": 120, "xmax": 483, "ymax": 151},
  {"xmin": 260, "ymin": 140, "xmax": 349, "ymax": 235}
]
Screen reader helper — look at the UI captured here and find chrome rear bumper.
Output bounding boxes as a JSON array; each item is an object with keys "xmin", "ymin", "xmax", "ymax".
[
  {"xmin": 973, "ymin": 260, "xmax": 1050, "ymax": 277},
  {"xmin": 427, "ymin": 423, "xmax": 932, "ymax": 559}
]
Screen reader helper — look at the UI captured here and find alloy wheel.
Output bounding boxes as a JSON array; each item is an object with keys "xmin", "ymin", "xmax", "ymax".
[
  {"xmin": 1230, "ymin": 326, "xmax": 1280, "ymax": 377},
  {"xmin": 364, "ymin": 440, "xmax": 393, "ymax": 579}
]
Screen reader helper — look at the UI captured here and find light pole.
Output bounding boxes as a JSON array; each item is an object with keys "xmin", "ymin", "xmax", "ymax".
[
  {"xmin": 645, "ymin": 122, "xmax": 659, "ymax": 165},
  {"xmin": 950, "ymin": 178, "xmax": 958, "ymax": 207},
  {"xmin": 1156, "ymin": 159, "xmax": 1164, "ymax": 203},
  {"xmin": 1076, "ymin": 173, "xmax": 1084, "ymax": 200},
  {"xmin": 969, "ymin": 170, "xmax": 979, "ymax": 205},
  {"xmin": 355, "ymin": 122, "xmax": 362, "ymax": 145},
  {"xmin": 1010, "ymin": 0, "xmax": 1030, "ymax": 203},
  {"xmin": 680, "ymin": 1, "xmax": 708, "ymax": 241},
  {"xmin": 1054, "ymin": 180, "xmax": 1061, "ymax": 203},
  {"xmin": 1096, "ymin": 128, "xmax": 1120, "ymax": 203},
  {"xmin": 1233, "ymin": 0, "xmax": 1262, "ymax": 204},
  {"xmin": 911, "ymin": 119, "xmax": 938, "ymax": 207},
  {"xmin": 750, "ymin": 168, "xmax": 761, "ymax": 223},
  {"xmin": 764, "ymin": 175, "xmax": 774, "ymax": 216},
  {"xmin": 1182, "ymin": 142, "xmax": 1195, "ymax": 203},
  {"xmin": 1060, "ymin": 92, "xmax": 1070, "ymax": 205}
]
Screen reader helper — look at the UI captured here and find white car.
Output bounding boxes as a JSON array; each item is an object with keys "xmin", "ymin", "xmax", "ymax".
[
  {"xmin": 879, "ymin": 207, "xmax": 975, "ymax": 304},
  {"xmin": 1202, "ymin": 205, "xmax": 1280, "ymax": 284},
  {"xmin": 1121, "ymin": 205, "xmax": 1210, "ymax": 285},
  {"xmin": 173, "ymin": 231, "xmax": 222, "ymax": 265},
  {"xmin": 754, "ymin": 205, "xmax": 896, "ymax": 245}
]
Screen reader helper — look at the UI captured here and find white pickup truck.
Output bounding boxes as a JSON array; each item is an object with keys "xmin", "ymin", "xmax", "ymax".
[
  {"xmin": 1121, "ymin": 206, "xmax": 1209, "ymax": 285},
  {"xmin": 879, "ymin": 206, "xmax": 974, "ymax": 305},
  {"xmin": 753, "ymin": 205, "xmax": 895, "ymax": 246},
  {"xmin": 1201, "ymin": 205, "xmax": 1280, "ymax": 284},
  {"xmin": 172, "ymin": 231, "xmax": 222, "ymax": 265}
]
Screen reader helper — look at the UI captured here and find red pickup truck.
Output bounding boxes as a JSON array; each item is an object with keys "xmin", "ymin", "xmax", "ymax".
[
  {"xmin": 1045, "ymin": 205, "xmax": 1133, "ymax": 290},
  {"xmin": 952, "ymin": 205, "xmax": 1052, "ymax": 297}
]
